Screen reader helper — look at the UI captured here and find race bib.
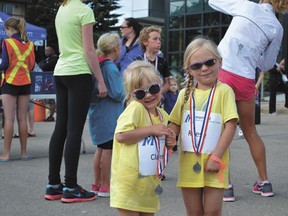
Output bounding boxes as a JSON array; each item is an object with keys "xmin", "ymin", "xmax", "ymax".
[
  {"xmin": 181, "ymin": 110, "xmax": 222, "ymax": 153},
  {"xmin": 138, "ymin": 135, "xmax": 166, "ymax": 176}
]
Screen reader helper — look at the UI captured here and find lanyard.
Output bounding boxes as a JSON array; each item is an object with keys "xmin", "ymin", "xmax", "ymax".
[
  {"xmin": 189, "ymin": 82, "xmax": 217, "ymax": 156},
  {"xmin": 146, "ymin": 108, "xmax": 168, "ymax": 176},
  {"xmin": 144, "ymin": 53, "xmax": 158, "ymax": 69}
]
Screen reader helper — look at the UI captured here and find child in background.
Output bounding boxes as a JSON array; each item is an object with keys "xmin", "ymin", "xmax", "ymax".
[
  {"xmin": 163, "ymin": 77, "xmax": 179, "ymax": 151},
  {"xmin": 110, "ymin": 60, "xmax": 176, "ymax": 215},
  {"xmin": 137, "ymin": 26, "xmax": 170, "ymax": 94},
  {"xmin": 168, "ymin": 36, "xmax": 238, "ymax": 215},
  {"xmin": 88, "ymin": 33, "xmax": 124, "ymax": 198}
]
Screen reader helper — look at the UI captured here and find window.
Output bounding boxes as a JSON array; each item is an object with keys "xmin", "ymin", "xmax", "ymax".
[
  {"xmin": 1, "ymin": 3, "xmax": 13, "ymax": 15},
  {"xmin": 169, "ymin": 16, "xmax": 184, "ymax": 29},
  {"xmin": 170, "ymin": 1, "xmax": 185, "ymax": 16},
  {"xmin": 169, "ymin": 30, "xmax": 184, "ymax": 52},
  {"xmin": 187, "ymin": 0, "xmax": 201, "ymax": 13},
  {"xmin": 203, "ymin": 12, "xmax": 220, "ymax": 26},
  {"xmin": 186, "ymin": 14, "xmax": 201, "ymax": 28}
]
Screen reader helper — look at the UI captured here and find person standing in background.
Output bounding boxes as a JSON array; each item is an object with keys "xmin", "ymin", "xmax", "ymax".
[
  {"xmin": 38, "ymin": 45, "xmax": 59, "ymax": 72},
  {"xmin": 208, "ymin": 0, "xmax": 288, "ymax": 201},
  {"xmin": 268, "ymin": 59, "xmax": 288, "ymax": 115},
  {"xmin": 0, "ymin": 17, "xmax": 35, "ymax": 162},
  {"xmin": 163, "ymin": 76, "xmax": 179, "ymax": 152},
  {"xmin": 89, "ymin": 33, "xmax": 125, "ymax": 198},
  {"xmin": 137, "ymin": 26, "xmax": 171, "ymax": 94},
  {"xmin": 116, "ymin": 17, "xmax": 143, "ymax": 76},
  {"xmin": 38, "ymin": 45, "xmax": 59, "ymax": 122},
  {"xmin": 44, "ymin": 0, "xmax": 107, "ymax": 203}
]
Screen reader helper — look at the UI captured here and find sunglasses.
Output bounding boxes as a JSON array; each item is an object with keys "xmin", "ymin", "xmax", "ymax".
[
  {"xmin": 120, "ymin": 26, "xmax": 129, "ymax": 29},
  {"xmin": 189, "ymin": 59, "xmax": 217, "ymax": 70},
  {"xmin": 133, "ymin": 83, "xmax": 161, "ymax": 100}
]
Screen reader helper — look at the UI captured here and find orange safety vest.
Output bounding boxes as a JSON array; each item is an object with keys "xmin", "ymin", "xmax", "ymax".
[{"xmin": 1, "ymin": 38, "xmax": 35, "ymax": 86}]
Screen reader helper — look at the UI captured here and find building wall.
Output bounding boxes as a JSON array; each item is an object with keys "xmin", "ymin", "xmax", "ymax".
[
  {"xmin": 0, "ymin": 1, "xmax": 27, "ymax": 17},
  {"xmin": 165, "ymin": 0, "xmax": 231, "ymax": 76}
]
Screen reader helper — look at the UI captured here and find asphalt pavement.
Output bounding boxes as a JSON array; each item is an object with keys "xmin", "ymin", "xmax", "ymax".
[{"xmin": 0, "ymin": 94, "xmax": 287, "ymax": 216}]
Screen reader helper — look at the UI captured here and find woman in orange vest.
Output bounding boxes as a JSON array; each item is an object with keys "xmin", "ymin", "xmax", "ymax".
[{"xmin": 0, "ymin": 17, "xmax": 35, "ymax": 162}]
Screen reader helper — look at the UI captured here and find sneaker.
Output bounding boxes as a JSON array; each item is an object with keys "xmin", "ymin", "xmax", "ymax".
[
  {"xmin": 61, "ymin": 185, "xmax": 96, "ymax": 203},
  {"xmin": 253, "ymin": 181, "xmax": 274, "ymax": 197},
  {"xmin": 238, "ymin": 128, "xmax": 243, "ymax": 137},
  {"xmin": 91, "ymin": 184, "xmax": 101, "ymax": 195},
  {"xmin": 223, "ymin": 185, "xmax": 235, "ymax": 202},
  {"xmin": 44, "ymin": 183, "xmax": 64, "ymax": 200},
  {"xmin": 98, "ymin": 186, "xmax": 110, "ymax": 198}
]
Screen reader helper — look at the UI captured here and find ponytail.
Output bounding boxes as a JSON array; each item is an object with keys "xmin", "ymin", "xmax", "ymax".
[{"xmin": 4, "ymin": 17, "xmax": 29, "ymax": 42}]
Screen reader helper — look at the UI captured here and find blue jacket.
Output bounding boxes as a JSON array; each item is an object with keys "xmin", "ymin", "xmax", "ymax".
[
  {"xmin": 88, "ymin": 59, "xmax": 125, "ymax": 145},
  {"xmin": 115, "ymin": 37, "xmax": 143, "ymax": 76}
]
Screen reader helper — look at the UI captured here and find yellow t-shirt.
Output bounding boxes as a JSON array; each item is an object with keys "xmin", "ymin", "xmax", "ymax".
[
  {"xmin": 169, "ymin": 82, "xmax": 238, "ymax": 188},
  {"xmin": 110, "ymin": 100, "xmax": 169, "ymax": 213}
]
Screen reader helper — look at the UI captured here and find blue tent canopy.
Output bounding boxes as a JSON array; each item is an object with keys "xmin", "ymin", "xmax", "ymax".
[{"xmin": 0, "ymin": 12, "xmax": 47, "ymax": 41}]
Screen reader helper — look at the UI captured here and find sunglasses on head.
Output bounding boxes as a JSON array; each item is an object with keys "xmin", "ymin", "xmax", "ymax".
[
  {"xmin": 189, "ymin": 58, "xmax": 217, "ymax": 70},
  {"xmin": 133, "ymin": 83, "xmax": 161, "ymax": 100}
]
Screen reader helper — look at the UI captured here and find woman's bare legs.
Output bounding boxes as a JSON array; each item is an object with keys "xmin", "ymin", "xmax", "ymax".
[
  {"xmin": 0, "ymin": 94, "xmax": 17, "ymax": 160},
  {"xmin": 16, "ymin": 95, "xmax": 30, "ymax": 158},
  {"xmin": 237, "ymin": 99, "xmax": 267, "ymax": 181}
]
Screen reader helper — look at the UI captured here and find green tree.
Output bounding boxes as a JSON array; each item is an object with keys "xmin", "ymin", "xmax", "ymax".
[{"xmin": 26, "ymin": 0, "xmax": 122, "ymax": 52}]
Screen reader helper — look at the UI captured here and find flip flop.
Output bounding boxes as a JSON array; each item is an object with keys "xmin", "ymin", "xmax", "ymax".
[
  {"xmin": 0, "ymin": 159, "xmax": 11, "ymax": 162},
  {"xmin": 21, "ymin": 156, "xmax": 32, "ymax": 161}
]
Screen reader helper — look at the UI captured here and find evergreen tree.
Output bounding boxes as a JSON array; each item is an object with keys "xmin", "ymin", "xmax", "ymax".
[
  {"xmin": 26, "ymin": 0, "xmax": 122, "ymax": 53},
  {"xmin": 87, "ymin": 0, "xmax": 122, "ymax": 41}
]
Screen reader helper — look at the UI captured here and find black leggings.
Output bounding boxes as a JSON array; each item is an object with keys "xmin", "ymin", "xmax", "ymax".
[{"xmin": 48, "ymin": 74, "xmax": 93, "ymax": 188}]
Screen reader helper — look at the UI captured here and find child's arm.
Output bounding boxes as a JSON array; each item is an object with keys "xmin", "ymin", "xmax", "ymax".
[
  {"xmin": 205, "ymin": 118, "xmax": 238, "ymax": 172},
  {"xmin": 168, "ymin": 122, "xmax": 180, "ymax": 136},
  {"xmin": 165, "ymin": 128, "xmax": 177, "ymax": 149},
  {"xmin": 116, "ymin": 124, "xmax": 170, "ymax": 144}
]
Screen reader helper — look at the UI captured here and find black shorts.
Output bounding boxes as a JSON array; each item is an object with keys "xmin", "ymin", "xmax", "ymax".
[
  {"xmin": 98, "ymin": 140, "xmax": 113, "ymax": 150},
  {"xmin": 1, "ymin": 82, "xmax": 31, "ymax": 96}
]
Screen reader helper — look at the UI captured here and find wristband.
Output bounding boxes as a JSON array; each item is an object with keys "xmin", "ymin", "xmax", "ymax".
[{"xmin": 210, "ymin": 154, "xmax": 227, "ymax": 183}]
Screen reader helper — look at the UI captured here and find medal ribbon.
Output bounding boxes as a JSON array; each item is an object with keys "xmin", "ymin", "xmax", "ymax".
[
  {"xmin": 147, "ymin": 108, "xmax": 168, "ymax": 177},
  {"xmin": 190, "ymin": 82, "xmax": 217, "ymax": 156},
  {"xmin": 144, "ymin": 53, "xmax": 158, "ymax": 69}
]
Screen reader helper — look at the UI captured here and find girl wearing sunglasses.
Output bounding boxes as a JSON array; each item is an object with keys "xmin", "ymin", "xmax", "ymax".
[
  {"xmin": 110, "ymin": 60, "xmax": 176, "ymax": 215},
  {"xmin": 168, "ymin": 37, "xmax": 239, "ymax": 215}
]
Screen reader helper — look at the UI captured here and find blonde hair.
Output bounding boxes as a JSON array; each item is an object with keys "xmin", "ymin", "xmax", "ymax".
[
  {"xmin": 123, "ymin": 60, "xmax": 163, "ymax": 102},
  {"xmin": 139, "ymin": 26, "xmax": 162, "ymax": 51},
  {"xmin": 5, "ymin": 17, "xmax": 29, "ymax": 42},
  {"xmin": 183, "ymin": 36, "xmax": 221, "ymax": 103},
  {"xmin": 96, "ymin": 33, "xmax": 120, "ymax": 56},
  {"xmin": 270, "ymin": 0, "xmax": 288, "ymax": 13}
]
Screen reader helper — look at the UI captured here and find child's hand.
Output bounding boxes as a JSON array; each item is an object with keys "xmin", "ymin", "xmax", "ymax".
[
  {"xmin": 204, "ymin": 158, "xmax": 220, "ymax": 173},
  {"xmin": 165, "ymin": 128, "xmax": 176, "ymax": 149},
  {"xmin": 151, "ymin": 124, "xmax": 170, "ymax": 137}
]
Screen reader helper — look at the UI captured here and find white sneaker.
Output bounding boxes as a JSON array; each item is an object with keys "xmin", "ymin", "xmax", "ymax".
[{"xmin": 238, "ymin": 127, "xmax": 243, "ymax": 137}]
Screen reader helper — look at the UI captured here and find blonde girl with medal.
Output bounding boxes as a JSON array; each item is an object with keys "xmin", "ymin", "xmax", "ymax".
[
  {"xmin": 169, "ymin": 36, "xmax": 239, "ymax": 216},
  {"xmin": 110, "ymin": 60, "xmax": 176, "ymax": 215}
]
